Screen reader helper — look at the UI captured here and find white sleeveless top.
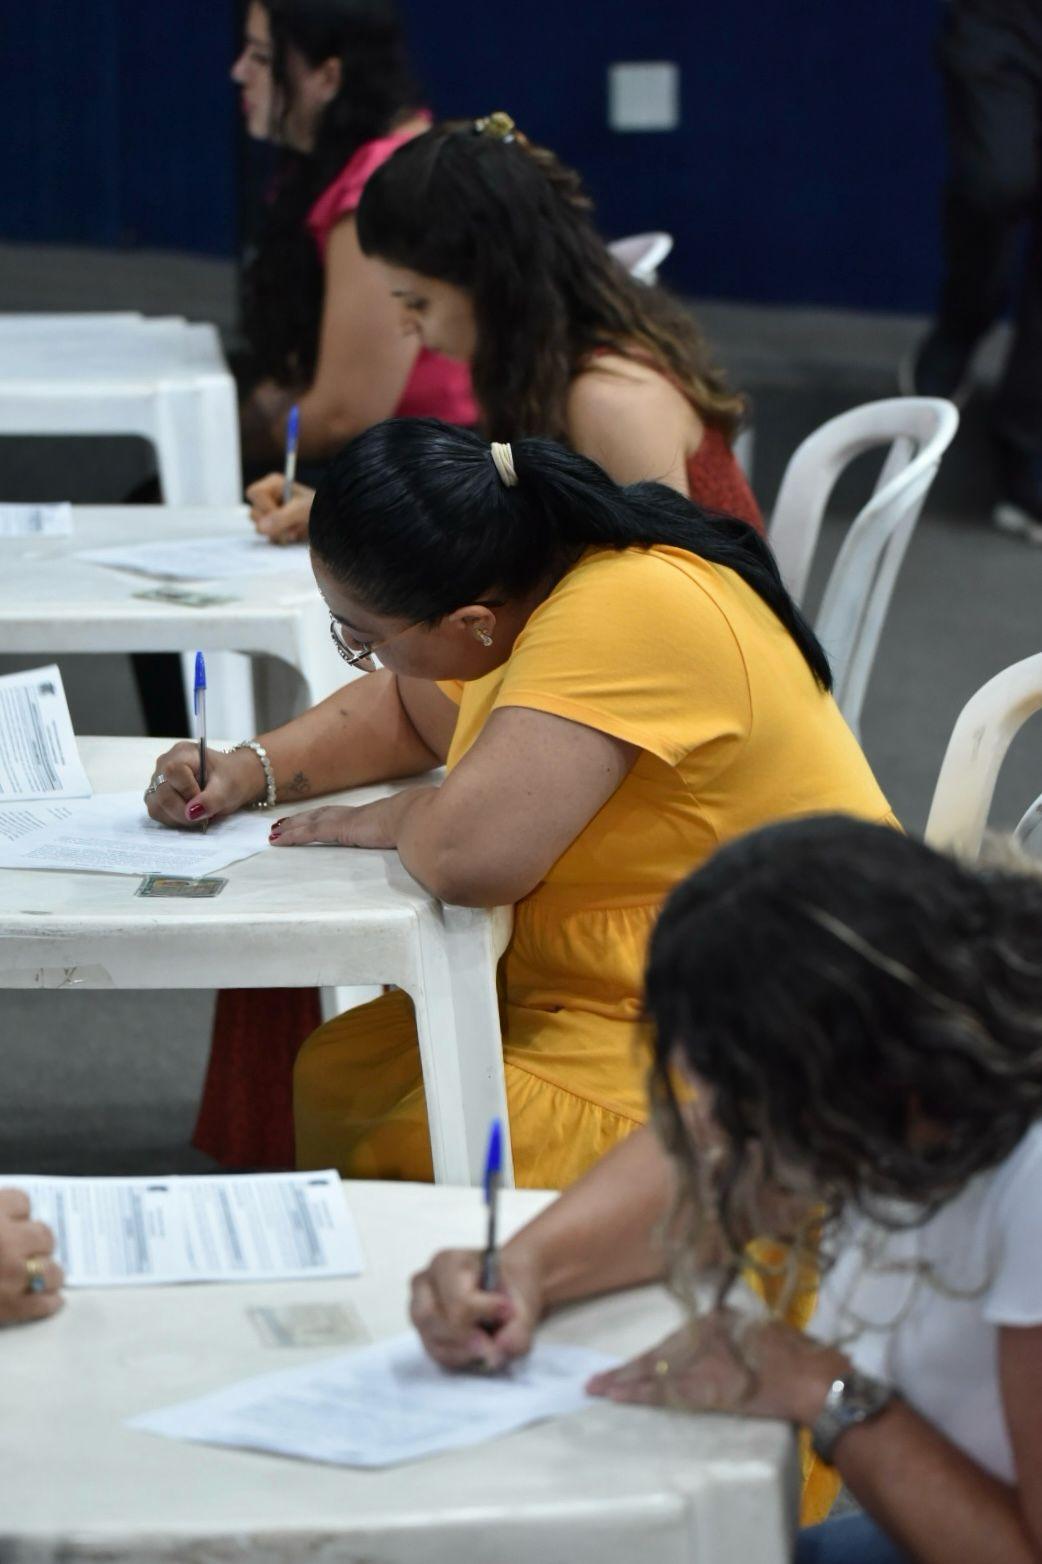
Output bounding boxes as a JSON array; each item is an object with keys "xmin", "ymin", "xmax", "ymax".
[{"xmin": 810, "ymin": 1122, "xmax": 1042, "ymax": 1482}]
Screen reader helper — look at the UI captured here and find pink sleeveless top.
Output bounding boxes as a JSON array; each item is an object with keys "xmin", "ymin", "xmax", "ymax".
[{"xmin": 307, "ymin": 126, "xmax": 478, "ymax": 427}]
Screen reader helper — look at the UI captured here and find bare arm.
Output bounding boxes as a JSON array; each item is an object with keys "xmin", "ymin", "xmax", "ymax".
[
  {"xmin": 507, "ymin": 1125, "xmax": 676, "ymax": 1303},
  {"xmin": 146, "ymin": 672, "xmax": 457, "ymax": 827},
  {"xmin": 828, "ymin": 1324, "xmax": 1042, "ymax": 1564},
  {"xmin": 254, "ymin": 672, "xmax": 455, "ymax": 801},
  {"xmin": 566, "ymin": 359, "xmax": 700, "ymax": 496},
  {"xmin": 240, "ymin": 216, "xmax": 419, "ymax": 466},
  {"xmin": 273, "ymin": 703, "xmax": 640, "ymax": 906}
]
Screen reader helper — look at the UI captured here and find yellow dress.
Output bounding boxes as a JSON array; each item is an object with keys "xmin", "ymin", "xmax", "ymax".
[
  {"xmin": 295, "ymin": 543, "xmax": 895, "ymax": 1186},
  {"xmin": 296, "ymin": 544, "xmax": 891, "ymax": 1523}
]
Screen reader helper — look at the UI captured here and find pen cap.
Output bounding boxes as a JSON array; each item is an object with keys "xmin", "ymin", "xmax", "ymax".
[
  {"xmin": 483, "ymin": 1118, "xmax": 503, "ymax": 1202},
  {"xmin": 193, "ymin": 651, "xmax": 206, "ymax": 716},
  {"xmin": 286, "ymin": 403, "xmax": 300, "ymax": 449}
]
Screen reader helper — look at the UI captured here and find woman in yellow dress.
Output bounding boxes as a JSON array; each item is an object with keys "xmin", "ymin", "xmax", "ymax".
[{"xmin": 146, "ymin": 416, "xmax": 896, "ymax": 1190}]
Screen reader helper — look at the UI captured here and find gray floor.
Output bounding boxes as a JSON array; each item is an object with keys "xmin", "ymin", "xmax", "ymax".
[{"xmin": 1, "ymin": 243, "xmax": 1041, "ymax": 1177}]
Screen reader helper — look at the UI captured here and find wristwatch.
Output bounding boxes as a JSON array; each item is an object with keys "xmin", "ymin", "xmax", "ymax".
[{"xmin": 810, "ymin": 1368, "xmax": 894, "ymax": 1463}]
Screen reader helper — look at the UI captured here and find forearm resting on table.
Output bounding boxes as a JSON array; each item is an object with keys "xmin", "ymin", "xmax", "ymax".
[
  {"xmin": 504, "ymin": 1128, "xmax": 678, "ymax": 1307},
  {"xmin": 254, "ymin": 672, "xmax": 441, "ymax": 804}
]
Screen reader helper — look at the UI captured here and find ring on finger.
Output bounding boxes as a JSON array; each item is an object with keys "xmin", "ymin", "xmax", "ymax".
[
  {"xmin": 144, "ymin": 771, "xmax": 167, "ymax": 799},
  {"xmin": 24, "ymin": 1255, "xmax": 48, "ymax": 1295}
]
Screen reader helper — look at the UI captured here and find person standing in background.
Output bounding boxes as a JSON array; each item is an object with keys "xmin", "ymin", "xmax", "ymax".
[{"xmin": 902, "ymin": 0, "xmax": 1042, "ymax": 539}]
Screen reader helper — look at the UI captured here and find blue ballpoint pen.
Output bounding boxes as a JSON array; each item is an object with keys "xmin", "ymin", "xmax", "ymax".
[
  {"xmin": 193, "ymin": 652, "xmax": 208, "ymax": 834},
  {"xmin": 282, "ymin": 403, "xmax": 300, "ymax": 506},
  {"xmin": 480, "ymin": 1118, "xmax": 504, "ymax": 1294}
]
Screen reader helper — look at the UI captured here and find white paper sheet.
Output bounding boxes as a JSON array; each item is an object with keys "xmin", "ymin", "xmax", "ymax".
[
  {"xmin": 0, "ymin": 502, "xmax": 73, "ymax": 537},
  {"xmin": 130, "ymin": 1332, "xmax": 616, "ymax": 1466},
  {"xmin": 0, "ymin": 664, "xmax": 92, "ymax": 801},
  {"xmin": 0, "ymin": 790, "xmax": 271, "ymax": 876},
  {"xmin": 78, "ymin": 533, "xmax": 313, "ymax": 582},
  {"xmin": 10, "ymin": 1170, "xmax": 364, "ymax": 1286}
]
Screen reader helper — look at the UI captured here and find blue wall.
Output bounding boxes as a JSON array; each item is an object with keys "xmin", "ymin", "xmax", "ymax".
[{"xmin": 1, "ymin": 0, "xmax": 947, "ymax": 312}]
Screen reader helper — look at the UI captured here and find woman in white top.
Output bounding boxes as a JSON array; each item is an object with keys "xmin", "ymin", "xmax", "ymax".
[{"xmin": 410, "ymin": 816, "xmax": 1042, "ymax": 1563}]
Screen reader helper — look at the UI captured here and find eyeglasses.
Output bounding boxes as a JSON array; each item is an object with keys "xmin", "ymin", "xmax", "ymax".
[
  {"xmin": 328, "ymin": 615, "xmax": 419, "ymax": 673},
  {"xmin": 328, "ymin": 598, "xmax": 506, "ymax": 671}
]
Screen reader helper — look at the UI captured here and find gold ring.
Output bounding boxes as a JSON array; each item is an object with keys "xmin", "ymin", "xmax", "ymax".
[
  {"xmin": 24, "ymin": 1255, "xmax": 48, "ymax": 1295},
  {"xmin": 654, "ymin": 1358, "xmax": 671, "ymax": 1378}
]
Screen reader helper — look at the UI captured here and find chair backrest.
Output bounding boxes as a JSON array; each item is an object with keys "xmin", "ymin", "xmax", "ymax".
[
  {"xmin": 608, "ymin": 231, "xmax": 674, "ymax": 284},
  {"xmin": 925, "ymin": 652, "xmax": 1042, "ymax": 858},
  {"xmin": 768, "ymin": 397, "xmax": 959, "ymax": 737}
]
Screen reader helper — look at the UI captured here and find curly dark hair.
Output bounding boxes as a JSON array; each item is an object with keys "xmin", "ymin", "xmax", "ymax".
[
  {"xmin": 239, "ymin": 0, "xmax": 420, "ymax": 386},
  {"xmin": 645, "ymin": 814, "xmax": 1042, "ymax": 1279},
  {"xmin": 355, "ymin": 114, "xmax": 746, "ymax": 442}
]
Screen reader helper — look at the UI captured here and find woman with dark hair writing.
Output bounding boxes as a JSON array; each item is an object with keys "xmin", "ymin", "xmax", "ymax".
[
  {"xmin": 136, "ymin": 0, "xmax": 474, "ymax": 734},
  {"xmin": 248, "ymin": 112, "xmax": 760, "ymax": 540},
  {"xmin": 232, "ymin": 0, "xmax": 474, "ymax": 476},
  {"xmin": 411, "ymin": 817, "xmax": 1042, "ymax": 1558},
  {"xmin": 147, "ymin": 418, "xmax": 892, "ymax": 1184}
]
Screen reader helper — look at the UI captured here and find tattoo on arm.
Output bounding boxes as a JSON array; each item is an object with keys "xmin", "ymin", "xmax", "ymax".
[{"xmin": 285, "ymin": 771, "xmax": 311, "ymax": 797}]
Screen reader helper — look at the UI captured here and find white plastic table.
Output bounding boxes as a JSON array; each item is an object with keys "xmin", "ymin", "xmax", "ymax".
[
  {"xmin": 0, "ymin": 314, "xmax": 241, "ymax": 506},
  {"xmin": 0, "ymin": 738, "xmax": 513, "ymax": 1187},
  {"xmin": 0, "ymin": 504, "xmax": 342, "ymax": 734},
  {"xmin": 0, "ymin": 1181, "xmax": 797, "ymax": 1563}
]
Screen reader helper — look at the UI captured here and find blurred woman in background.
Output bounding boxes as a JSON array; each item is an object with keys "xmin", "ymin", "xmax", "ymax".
[
  {"xmin": 249, "ymin": 111, "xmax": 760, "ymax": 540},
  {"xmin": 136, "ymin": 0, "xmax": 475, "ymax": 733},
  {"xmin": 233, "ymin": 0, "xmax": 474, "ymax": 475}
]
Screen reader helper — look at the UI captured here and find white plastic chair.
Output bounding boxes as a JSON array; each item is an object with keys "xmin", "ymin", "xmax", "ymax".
[
  {"xmin": 609, "ymin": 231, "xmax": 674, "ymax": 284},
  {"xmin": 768, "ymin": 397, "xmax": 959, "ymax": 738},
  {"xmin": 925, "ymin": 652, "xmax": 1042, "ymax": 859}
]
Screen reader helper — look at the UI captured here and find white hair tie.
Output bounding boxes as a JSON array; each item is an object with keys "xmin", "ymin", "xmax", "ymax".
[{"xmin": 490, "ymin": 441, "xmax": 519, "ymax": 488}]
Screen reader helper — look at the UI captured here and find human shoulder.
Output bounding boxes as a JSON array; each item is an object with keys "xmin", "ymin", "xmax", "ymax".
[
  {"xmin": 566, "ymin": 355, "xmax": 702, "ymax": 492},
  {"xmin": 990, "ymin": 1121, "xmax": 1042, "ymax": 1216},
  {"xmin": 309, "ymin": 115, "xmax": 431, "ymax": 237},
  {"xmin": 527, "ymin": 547, "xmax": 742, "ymax": 652},
  {"xmin": 567, "ymin": 353, "xmax": 693, "ymax": 430}
]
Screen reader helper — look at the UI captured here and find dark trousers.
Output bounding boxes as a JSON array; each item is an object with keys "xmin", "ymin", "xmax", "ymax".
[
  {"xmin": 937, "ymin": 1, "xmax": 1042, "ymax": 453},
  {"xmin": 796, "ymin": 1513, "xmax": 910, "ymax": 1563}
]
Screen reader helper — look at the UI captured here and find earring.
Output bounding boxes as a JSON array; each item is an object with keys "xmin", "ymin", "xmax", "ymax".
[{"xmin": 476, "ymin": 629, "xmax": 493, "ymax": 647}]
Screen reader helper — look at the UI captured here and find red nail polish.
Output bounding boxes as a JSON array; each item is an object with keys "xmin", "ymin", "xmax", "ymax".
[
  {"xmin": 269, "ymin": 828, "xmax": 282, "ymax": 840},
  {"xmin": 186, "ymin": 801, "xmax": 206, "ymax": 820}
]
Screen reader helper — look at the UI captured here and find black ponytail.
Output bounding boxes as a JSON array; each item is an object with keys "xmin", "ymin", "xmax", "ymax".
[{"xmin": 310, "ymin": 418, "xmax": 831, "ymax": 690}]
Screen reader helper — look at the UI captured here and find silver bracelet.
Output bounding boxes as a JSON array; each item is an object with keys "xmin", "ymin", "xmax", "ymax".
[{"xmin": 229, "ymin": 739, "xmax": 277, "ymax": 809}]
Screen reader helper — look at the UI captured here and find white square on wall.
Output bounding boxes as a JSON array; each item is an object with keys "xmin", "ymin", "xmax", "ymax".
[{"xmin": 608, "ymin": 62, "xmax": 680, "ymax": 132}]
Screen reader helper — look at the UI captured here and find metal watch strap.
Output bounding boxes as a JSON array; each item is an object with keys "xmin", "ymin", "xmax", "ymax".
[
  {"xmin": 228, "ymin": 740, "xmax": 277, "ymax": 809},
  {"xmin": 810, "ymin": 1368, "xmax": 894, "ymax": 1464}
]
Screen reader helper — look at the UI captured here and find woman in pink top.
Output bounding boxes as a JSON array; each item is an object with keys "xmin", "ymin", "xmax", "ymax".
[{"xmin": 232, "ymin": 0, "xmax": 474, "ymax": 485}]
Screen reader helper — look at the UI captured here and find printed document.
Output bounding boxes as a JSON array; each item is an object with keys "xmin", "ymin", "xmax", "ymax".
[
  {"xmin": 78, "ymin": 533, "xmax": 313, "ymax": 582},
  {"xmin": 0, "ymin": 790, "xmax": 271, "ymax": 876},
  {"xmin": 11, "ymin": 1170, "xmax": 363, "ymax": 1286},
  {"xmin": 0, "ymin": 502, "xmax": 73, "ymax": 537},
  {"xmin": 0, "ymin": 664, "xmax": 91, "ymax": 801},
  {"xmin": 130, "ymin": 1333, "xmax": 617, "ymax": 1465}
]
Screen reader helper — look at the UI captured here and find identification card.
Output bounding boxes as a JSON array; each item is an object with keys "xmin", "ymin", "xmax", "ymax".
[
  {"xmin": 248, "ymin": 1303, "xmax": 369, "ymax": 1349},
  {"xmin": 135, "ymin": 874, "xmax": 227, "ymax": 898},
  {"xmin": 133, "ymin": 587, "xmax": 239, "ymax": 608}
]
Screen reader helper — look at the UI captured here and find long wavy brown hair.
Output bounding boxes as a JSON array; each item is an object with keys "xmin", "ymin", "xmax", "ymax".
[
  {"xmin": 355, "ymin": 113, "xmax": 746, "ymax": 442},
  {"xmin": 644, "ymin": 815, "xmax": 1042, "ymax": 1318}
]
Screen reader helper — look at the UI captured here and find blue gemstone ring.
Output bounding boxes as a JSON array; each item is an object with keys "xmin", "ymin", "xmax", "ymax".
[{"xmin": 24, "ymin": 1256, "xmax": 48, "ymax": 1295}]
